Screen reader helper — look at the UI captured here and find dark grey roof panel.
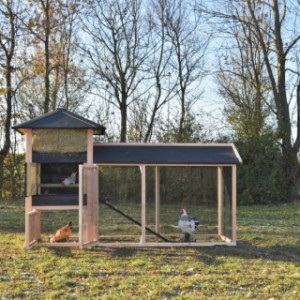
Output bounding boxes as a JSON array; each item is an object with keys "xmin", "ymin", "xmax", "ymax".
[
  {"xmin": 13, "ymin": 108, "xmax": 106, "ymax": 135},
  {"xmin": 93, "ymin": 144, "xmax": 242, "ymax": 165}
]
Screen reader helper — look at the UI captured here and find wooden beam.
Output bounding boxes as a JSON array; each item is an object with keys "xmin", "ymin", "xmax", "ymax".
[
  {"xmin": 87, "ymin": 129, "xmax": 94, "ymax": 165},
  {"xmin": 232, "ymin": 165, "xmax": 237, "ymax": 243},
  {"xmin": 96, "ymin": 242, "xmax": 236, "ymax": 248},
  {"xmin": 25, "ymin": 209, "xmax": 39, "ymax": 250},
  {"xmin": 140, "ymin": 165, "xmax": 146, "ymax": 244},
  {"xmin": 25, "ymin": 129, "xmax": 32, "ymax": 163},
  {"xmin": 25, "ymin": 210, "xmax": 31, "ymax": 250},
  {"xmin": 155, "ymin": 166, "xmax": 160, "ymax": 233},
  {"xmin": 25, "ymin": 130, "xmax": 33, "ymax": 214},
  {"xmin": 217, "ymin": 167, "xmax": 223, "ymax": 236},
  {"xmin": 36, "ymin": 242, "xmax": 79, "ymax": 248},
  {"xmin": 79, "ymin": 165, "xmax": 84, "ymax": 248},
  {"xmin": 36, "ymin": 209, "xmax": 41, "ymax": 240},
  {"xmin": 32, "ymin": 205, "xmax": 79, "ymax": 210},
  {"xmin": 38, "ymin": 183, "xmax": 79, "ymax": 188}
]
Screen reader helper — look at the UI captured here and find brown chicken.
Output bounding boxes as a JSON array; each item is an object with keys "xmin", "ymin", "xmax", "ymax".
[{"xmin": 50, "ymin": 221, "xmax": 73, "ymax": 243}]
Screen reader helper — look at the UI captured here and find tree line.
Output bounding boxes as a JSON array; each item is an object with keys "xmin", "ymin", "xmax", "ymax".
[{"xmin": 1, "ymin": 0, "xmax": 300, "ymax": 204}]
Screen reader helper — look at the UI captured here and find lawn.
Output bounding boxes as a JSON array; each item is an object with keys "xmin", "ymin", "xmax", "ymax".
[{"xmin": 0, "ymin": 199, "xmax": 300, "ymax": 299}]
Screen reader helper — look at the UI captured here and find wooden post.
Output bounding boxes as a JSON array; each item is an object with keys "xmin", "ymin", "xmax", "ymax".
[
  {"xmin": 25, "ymin": 210, "xmax": 30, "ymax": 250},
  {"xmin": 25, "ymin": 129, "xmax": 33, "ymax": 213},
  {"xmin": 232, "ymin": 165, "xmax": 237, "ymax": 243},
  {"xmin": 217, "ymin": 167, "xmax": 223, "ymax": 236},
  {"xmin": 87, "ymin": 165, "xmax": 99, "ymax": 242},
  {"xmin": 140, "ymin": 165, "xmax": 146, "ymax": 244},
  {"xmin": 79, "ymin": 165, "xmax": 84, "ymax": 248},
  {"xmin": 87, "ymin": 129, "xmax": 94, "ymax": 165},
  {"xmin": 155, "ymin": 166, "xmax": 160, "ymax": 233}
]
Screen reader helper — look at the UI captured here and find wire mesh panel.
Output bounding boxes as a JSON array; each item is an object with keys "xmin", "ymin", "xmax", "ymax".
[
  {"xmin": 99, "ymin": 166, "xmax": 142, "ymax": 243},
  {"xmin": 98, "ymin": 165, "xmax": 227, "ymax": 245},
  {"xmin": 155, "ymin": 166, "xmax": 218, "ymax": 243}
]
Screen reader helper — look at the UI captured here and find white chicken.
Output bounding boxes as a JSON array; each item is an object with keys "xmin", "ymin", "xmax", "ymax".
[
  {"xmin": 178, "ymin": 208, "xmax": 199, "ymax": 242},
  {"xmin": 61, "ymin": 172, "xmax": 77, "ymax": 186}
]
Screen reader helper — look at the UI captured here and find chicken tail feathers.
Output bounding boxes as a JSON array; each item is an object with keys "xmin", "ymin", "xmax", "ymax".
[{"xmin": 192, "ymin": 217, "xmax": 199, "ymax": 229}]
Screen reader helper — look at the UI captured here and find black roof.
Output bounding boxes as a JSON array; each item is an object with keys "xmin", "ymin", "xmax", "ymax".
[
  {"xmin": 13, "ymin": 108, "xmax": 106, "ymax": 135},
  {"xmin": 93, "ymin": 143, "xmax": 242, "ymax": 165}
]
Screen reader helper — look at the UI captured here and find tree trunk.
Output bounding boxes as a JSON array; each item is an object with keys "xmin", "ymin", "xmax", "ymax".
[
  {"xmin": 120, "ymin": 97, "xmax": 127, "ymax": 142},
  {"xmin": 43, "ymin": 0, "xmax": 51, "ymax": 113},
  {"xmin": 0, "ymin": 68, "xmax": 12, "ymax": 199},
  {"xmin": 0, "ymin": 3, "xmax": 15, "ymax": 199}
]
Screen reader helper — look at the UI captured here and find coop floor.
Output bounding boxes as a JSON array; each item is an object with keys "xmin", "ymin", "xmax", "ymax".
[
  {"xmin": 98, "ymin": 202, "xmax": 233, "ymax": 246},
  {"xmin": 36, "ymin": 203, "xmax": 233, "ymax": 247}
]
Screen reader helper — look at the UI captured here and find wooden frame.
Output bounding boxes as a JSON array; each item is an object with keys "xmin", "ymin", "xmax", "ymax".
[{"xmin": 96, "ymin": 163, "xmax": 238, "ymax": 248}]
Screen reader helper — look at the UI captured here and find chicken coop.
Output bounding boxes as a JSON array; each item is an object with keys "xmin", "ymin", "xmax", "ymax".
[
  {"xmin": 13, "ymin": 108, "xmax": 242, "ymax": 249},
  {"xmin": 13, "ymin": 109, "xmax": 105, "ymax": 249}
]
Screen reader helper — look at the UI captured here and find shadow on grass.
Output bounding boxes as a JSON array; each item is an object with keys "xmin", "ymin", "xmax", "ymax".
[
  {"xmin": 195, "ymin": 240, "xmax": 300, "ymax": 263},
  {"xmin": 110, "ymin": 248, "xmax": 138, "ymax": 257},
  {"xmin": 85, "ymin": 239, "xmax": 300, "ymax": 264},
  {"xmin": 49, "ymin": 246, "xmax": 74, "ymax": 257}
]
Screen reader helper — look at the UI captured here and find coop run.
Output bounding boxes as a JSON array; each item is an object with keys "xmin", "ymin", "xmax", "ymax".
[
  {"xmin": 13, "ymin": 108, "xmax": 242, "ymax": 249},
  {"xmin": 94, "ymin": 143, "xmax": 241, "ymax": 247}
]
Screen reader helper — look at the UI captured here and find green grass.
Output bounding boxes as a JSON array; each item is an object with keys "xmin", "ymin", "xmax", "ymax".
[{"xmin": 0, "ymin": 199, "xmax": 300, "ymax": 299}]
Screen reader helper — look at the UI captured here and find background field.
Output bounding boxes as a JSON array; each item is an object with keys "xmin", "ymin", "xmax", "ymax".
[{"xmin": 0, "ymin": 199, "xmax": 300, "ymax": 299}]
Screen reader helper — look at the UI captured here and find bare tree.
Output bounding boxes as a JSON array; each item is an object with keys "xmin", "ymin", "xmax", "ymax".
[
  {"xmin": 165, "ymin": 0, "xmax": 209, "ymax": 142},
  {"xmin": 0, "ymin": 0, "xmax": 19, "ymax": 198},
  {"xmin": 199, "ymin": 0, "xmax": 300, "ymax": 200},
  {"xmin": 80, "ymin": 0, "xmax": 151, "ymax": 142},
  {"xmin": 141, "ymin": 0, "xmax": 174, "ymax": 142},
  {"xmin": 18, "ymin": 0, "xmax": 83, "ymax": 116},
  {"xmin": 217, "ymin": 15, "xmax": 271, "ymax": 138}
]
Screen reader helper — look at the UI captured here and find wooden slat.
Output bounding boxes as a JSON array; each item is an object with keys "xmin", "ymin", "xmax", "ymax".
[
  {"xmin": 25, "ymin": 129, "xmax": 32, "ymax": 163},
  {"xmin": 32, "ymin": 205, "xmax": 79, "ymax": 210},
  {"xmin": 217, "ymin": 167, "xmax": 223, "ymax": 236},
  {"xmin": 25, "ymin": 209, "xmax": 39, "ymax": 250},
  {"xmin": 140, "ymin": 165, "xmax": 146, "ymax": 244},
  {"xmin": 87, "ymin": 129, "xmax": 94, "ymax": 165},
  {"xmin": 232, "ymin": 165, "xmax": 237, "ymax": 243},
  {"xmin": 38, "ymin": 183, "xmax": 79, "ymax": 188},
  {"xmin": 36, "ymin": 242, "xmax": 79, "ymax": 248},
  {"xmin": 96, "ymin": 242, "xmax": 236, "ymax": 248},
  {"xmin": 96, "ymin": 163, "xmax": 237, "ymax": 167},
  {"xmin": 155, "ymin": 166, "xmax": 160, "ymax": 233}
]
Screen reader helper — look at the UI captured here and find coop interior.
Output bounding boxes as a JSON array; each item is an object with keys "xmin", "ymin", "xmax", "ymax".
[
  {"xmin": 32, "ymin": 163, "xmax": 79, "ymax": 205},
  {"xmin": 98, "ymin": 165, "xmax": 233, "ymax": 245}
]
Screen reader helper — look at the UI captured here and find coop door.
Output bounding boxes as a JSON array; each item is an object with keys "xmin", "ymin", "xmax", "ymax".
[{"xmin": 79, "ymin": 164, "xmax": 99, "ymax": 248}]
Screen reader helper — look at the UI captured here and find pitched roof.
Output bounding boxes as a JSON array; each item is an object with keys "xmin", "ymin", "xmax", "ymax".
[
  {"xmin": 93, "ymin": 143, "xmax": 242, "ymax": 165},
  {"xmin": 13, "ymin": 108, "xmax": 106, "ymax": 135}
]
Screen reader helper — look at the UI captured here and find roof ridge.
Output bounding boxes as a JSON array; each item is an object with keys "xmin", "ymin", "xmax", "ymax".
[
  {"xmin": 63, "ymin": 109, "xmax": 100, "ymax": 128},
  {"xmin": 13, "ymin": 108, "xmax": 106, "ymax": 135}
]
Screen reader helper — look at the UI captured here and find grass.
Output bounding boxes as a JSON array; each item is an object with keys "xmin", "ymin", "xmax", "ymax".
[{"xmin": 0, "ymin": 199, "xmax": 300, "ymax": 299}]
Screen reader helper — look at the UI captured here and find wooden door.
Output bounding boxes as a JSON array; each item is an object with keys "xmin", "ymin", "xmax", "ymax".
[{"xmin": 79, "ymin": 164, "xmax": 99, "ymax": 248}]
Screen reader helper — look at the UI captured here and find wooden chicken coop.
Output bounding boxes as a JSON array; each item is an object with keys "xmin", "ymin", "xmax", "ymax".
[
  {"xmin": 13, "ymin": 108, "xmax": 105, "ymax": 249},
  {"xmin": 13, "ymin": 108, "xmax": 242, "ymax": 249}
]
